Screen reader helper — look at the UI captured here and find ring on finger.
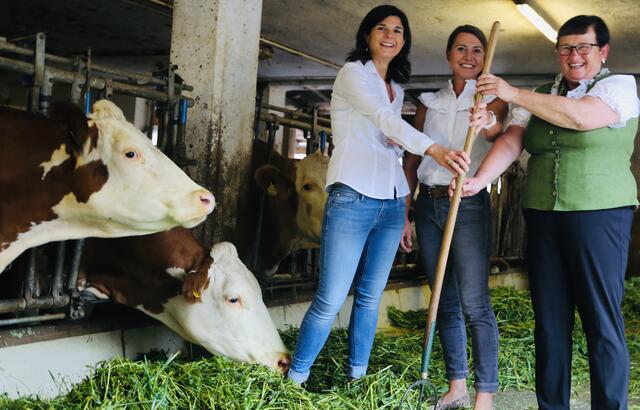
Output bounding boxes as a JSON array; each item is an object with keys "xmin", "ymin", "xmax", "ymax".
[{"xmin": 447, "ymin": 160, "xmax": 454, "ymax": 167}]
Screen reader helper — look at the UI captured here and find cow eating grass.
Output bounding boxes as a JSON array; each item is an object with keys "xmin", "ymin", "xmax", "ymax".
[
  {"xmin": 0, "ymin": 100, "xmax": 215, "ymax": 272},
  {"xmin": 78, "ymin": 228, "xmax": 290, "ymax": 373}
]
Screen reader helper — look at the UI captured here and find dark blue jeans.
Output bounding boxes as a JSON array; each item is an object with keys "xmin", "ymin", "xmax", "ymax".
[
  {"xmin": 524, "ymin": 207, "xmax": 632, "ymax": 410},
  {"xmin": 288, "ymin": 183, "xmax": 405, "ymax": 383},
  {"xmin": 414, "ymin": 188, "xmax": 499, "ymax": 392}
]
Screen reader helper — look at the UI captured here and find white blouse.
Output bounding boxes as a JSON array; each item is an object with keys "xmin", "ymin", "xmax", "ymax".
[
  {"xmin": 328, "ymin": 60, "xmax": 434, "ymax": 199},
  {"xmin": 416, "ymin": 79, "xmax": 496, "ymax": 186},
  {"xmin": 509, "ymin": 72, "xmax": 640, "ymax": 129}
]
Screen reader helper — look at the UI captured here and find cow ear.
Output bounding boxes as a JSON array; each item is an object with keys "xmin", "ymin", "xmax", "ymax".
[
  {"xmin": 90, "ymin": 99, "xmax": 126, "ymax": 122},
  {"xmin": 255, "ymin": 165, "xmax": 291, "ymax": 198},
  {"xmin": 182, "ymin": 256, "xmax": 212, "ymax": 304},
  {"xmin": 48, "ymin": 101, "xmax": 90, "ymax": 150}
]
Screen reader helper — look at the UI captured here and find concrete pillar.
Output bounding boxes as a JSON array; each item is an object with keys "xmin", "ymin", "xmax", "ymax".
[{"xmin": 170, "ymin": 0, "xmax": 263, "ymax": 247}]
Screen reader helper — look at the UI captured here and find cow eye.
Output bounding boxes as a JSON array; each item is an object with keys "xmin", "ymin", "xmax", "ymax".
[
  {"xmin": 303, "ymin": 183, "xmax": 313, "ymax": 191},
  {"xmin": 124, "ymin": 150, "xmax": 137, "ymax": 159},
  {"xmin": 228, "ymin": 297, "xmax": 240, "ymax": 304}
]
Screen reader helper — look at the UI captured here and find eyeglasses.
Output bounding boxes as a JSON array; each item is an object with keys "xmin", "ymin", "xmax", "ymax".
[{"xmin": 555, "ymin": 43, "xmax": 599, "ymax": 56}]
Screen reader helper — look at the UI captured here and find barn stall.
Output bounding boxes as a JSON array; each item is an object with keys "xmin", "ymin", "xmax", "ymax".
[{"xmin": 0, "ymin": 0, "xmax": 639, "ymax": 408}]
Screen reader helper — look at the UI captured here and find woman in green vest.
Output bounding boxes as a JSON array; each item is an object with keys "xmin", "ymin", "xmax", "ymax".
[{"xmin": 457, "ymin": 15, "xmax": 639, "ymax": 410}]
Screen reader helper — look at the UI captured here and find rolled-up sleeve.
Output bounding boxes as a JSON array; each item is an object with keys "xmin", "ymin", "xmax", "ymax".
[
  {"xmin": 507, "ymin": 104, "xmax": 531, "ymax": 128},
  {"xmin": 587, "ymin": 75, "xmax": 640, "ymax": 128},
  {"xmin": 336, "ymin": 63, "xmax": 434, "ymax": 155}
]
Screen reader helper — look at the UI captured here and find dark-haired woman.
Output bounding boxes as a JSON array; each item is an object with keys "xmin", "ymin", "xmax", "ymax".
[
  {"xmin": 461, "ymin": 15, "xmax": 638, "ymax": 409},
  {"xmin": 404, "ymin": 25, "xmax": 507, "ymax": 410},
  {"xmin": 287, "ymin": 5, "xmax": 487, "ymax": 384}
]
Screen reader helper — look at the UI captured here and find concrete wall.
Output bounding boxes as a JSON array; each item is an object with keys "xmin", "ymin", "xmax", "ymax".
[{"xmin": 0, "ymin": 324, "xmax": 184, "ymax": 399}]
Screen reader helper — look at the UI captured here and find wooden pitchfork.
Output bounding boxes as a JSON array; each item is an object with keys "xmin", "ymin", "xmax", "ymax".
[{"xmin": 398, "ymin": 21, "xmax": 500, "ymax": 410}]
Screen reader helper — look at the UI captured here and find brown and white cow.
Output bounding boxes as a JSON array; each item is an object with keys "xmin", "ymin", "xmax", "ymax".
[
  {"xmin": 78, "ymin": 228, "xmax": 290, "ymax": 372},
  {"xmin": 254, "ymin": 147, "xmax": 329, "ymax": 276},
  {"xmin": 0, "ymin": 100, "xmax": 215, "ymax": 272}
]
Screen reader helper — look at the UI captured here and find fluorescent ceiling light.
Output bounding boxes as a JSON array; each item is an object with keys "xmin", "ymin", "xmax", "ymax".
[{"xmin": 516, "ymin": 2, "xmax": 557, "ymax": 43}]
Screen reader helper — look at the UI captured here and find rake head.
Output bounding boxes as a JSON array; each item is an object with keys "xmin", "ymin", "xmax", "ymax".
[{"xmin": 397, "ymin": 378, "xmax": 438, "ymax": 410}]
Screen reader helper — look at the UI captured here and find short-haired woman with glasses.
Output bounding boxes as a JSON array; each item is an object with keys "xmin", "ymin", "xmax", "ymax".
[{"xmin": 459, "ymin": 15, "xmax": 639, "ymax": 409}]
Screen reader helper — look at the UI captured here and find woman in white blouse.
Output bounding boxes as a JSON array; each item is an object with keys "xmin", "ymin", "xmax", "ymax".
[
  {"xmin": 403, "ymin": 25, "xmax": 507, "ymax": 410},
  {"xmin": 287, "ymin": 5, "xmax": 486, "ymax": 385},
  {"xmin": 463, "ymin": 15, "xmax": 638, "ymax": 410}
]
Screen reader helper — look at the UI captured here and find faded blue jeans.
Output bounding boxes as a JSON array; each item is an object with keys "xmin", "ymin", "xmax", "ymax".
[
  {"xmin": 414, "ymin": 188, "xmax": 499, "ymax": 392},
  {"xmin": 287, "ymin": 183, "xmax": 405, "ymax": 383}
]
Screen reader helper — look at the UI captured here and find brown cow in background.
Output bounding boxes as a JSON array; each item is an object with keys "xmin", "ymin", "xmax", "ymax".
[{"xmin": 253, "ymin": 143, "xmax": 329, "ymax": 277}]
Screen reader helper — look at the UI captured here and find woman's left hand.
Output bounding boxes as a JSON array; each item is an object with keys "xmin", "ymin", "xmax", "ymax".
[
  {"xmin": 448, "ymin": 175, "xmax": 485, "ymax": 198},
  {"xmin": 469, "ymin": 102, "xmax": 489, "ymax": 134},
  {"xmin": 425, "ymin": 143, "xmax": 470, "ymax": 175},
  {"xmin": 400, "ymin": 217, "xmax": 413, "ymax": 253},
  {"xmin": 386, "ymin": 138, "xmax": 403, "ymax": 148}
]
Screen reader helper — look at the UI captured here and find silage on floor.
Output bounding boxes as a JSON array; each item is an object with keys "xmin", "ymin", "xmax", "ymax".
[{"xmin": 2, "ymin": 279, "xmax": 639, "ymax": 409}]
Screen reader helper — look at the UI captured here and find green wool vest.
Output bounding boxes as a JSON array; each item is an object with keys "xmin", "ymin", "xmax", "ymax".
[{"xmin": 522, "ymin": 80, "xmax": 639, "ymax": 211}]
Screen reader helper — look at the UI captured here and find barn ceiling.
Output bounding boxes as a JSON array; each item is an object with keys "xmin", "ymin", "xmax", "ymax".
[
  {"xmin": 260, "ymin": 0, "xmax": 640, "ymax": 80},
  {"xmin": 1, "ymin": 0, "xmax": 638, "ymax": 82}
]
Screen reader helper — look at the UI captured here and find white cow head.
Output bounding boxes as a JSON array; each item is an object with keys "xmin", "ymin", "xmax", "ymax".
[
  {"xmin": 54, "ymin": 100, "xmax": 215, "ymax": 236},
  {"xmin": 147, "ymin": 242, "xmax": 290, "ymax": 372},
  {"xmin": 0, "ymin": 100, "xmax": 216, "ymax": 273}
]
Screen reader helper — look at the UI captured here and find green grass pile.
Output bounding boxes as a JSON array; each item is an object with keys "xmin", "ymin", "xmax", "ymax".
[
  {"xmin": 1, "ymin": 279, "xmax": 639, "ymax": 409},
  {"xmin": 388, "ymin": 278, "xmax": 640, "ymax": 394}
]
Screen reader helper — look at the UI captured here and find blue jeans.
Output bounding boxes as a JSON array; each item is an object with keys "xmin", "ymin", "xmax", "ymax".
[
  {"xmin": 414, "ymin": 188, "xmax": 499, "ymax": 392},
  {"xmin": 288, "ymin": 183, "xmax": 405, "ymax": 383}
]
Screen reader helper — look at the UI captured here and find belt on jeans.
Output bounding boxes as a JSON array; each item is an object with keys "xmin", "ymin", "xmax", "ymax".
[{"xmin": 420, "ymin": 183, "xmax": 449, "ymax": 199}]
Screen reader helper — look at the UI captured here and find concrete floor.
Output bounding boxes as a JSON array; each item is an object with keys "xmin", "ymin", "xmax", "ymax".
[
  {"xmin": 489, "ymin": 390, "xmax": 583, "ymax": 410},
  {"xmin": 479, "ymin": 389, "xmax": 640, "ymax": 410}
]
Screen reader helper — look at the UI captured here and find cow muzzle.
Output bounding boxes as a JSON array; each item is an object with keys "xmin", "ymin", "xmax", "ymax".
[
  {"xmin": 196, "ymin": 189, "xmax": 216, "ymax": 214},
  {"xmin": 276, "ymin": 352, "xmax": 291, "ymax": 374},
  {"xmin": 177, "ymin": 189, "xmax": 215, "ymax": 227}
]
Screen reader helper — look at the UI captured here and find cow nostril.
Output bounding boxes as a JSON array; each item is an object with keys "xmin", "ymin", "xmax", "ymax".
[
  {"xmin": 277, "ymin": 355, "xmax": 291, "ymax": 373},
  {"xmin": 197, "ymin": 191, "xmax": 215, "ymax": 211}
]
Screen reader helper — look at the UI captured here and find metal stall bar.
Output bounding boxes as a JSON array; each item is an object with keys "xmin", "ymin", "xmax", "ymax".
[
  {"xmin": 252, "ymin": 118, "xmax": 280, "ymax": 273},
  {"xmin": 259, "ymin": 37, "xmax": 341, "ymax": 70},
  {"xmin": 30, "ymin": 33, "xmax": 46, "ymax": 113},
  {"xmin": 0, "ymin": 55, "xmax": 190, "ymax": 103},
  {"xmin": 0, "ymin": 37, "xmax": 193, "ymax": 92},
  {"xmin": 261, "ymin": 104, "xmax": 331, "ymax": 127},
  {"xmin": 258, "ymin": 112, "xmax": 332, "ymax": 135},
  {"xmin": 0, "ymin": 296, "xmax": 70, "ymax": 314}
]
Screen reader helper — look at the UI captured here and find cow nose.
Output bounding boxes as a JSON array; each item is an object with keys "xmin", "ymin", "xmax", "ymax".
[
  {"xmin": 277, "ymin": 353, "xmax": 291, "ymax": 374},
  {"xmin": 196, "ymin": 190, "xmax": 215, "ymax": 214}
]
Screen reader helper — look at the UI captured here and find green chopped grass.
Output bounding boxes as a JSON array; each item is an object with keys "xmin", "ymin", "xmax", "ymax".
[{"xmin": 2, "ymin": 279, "xmax": 639, "ymax": 409}]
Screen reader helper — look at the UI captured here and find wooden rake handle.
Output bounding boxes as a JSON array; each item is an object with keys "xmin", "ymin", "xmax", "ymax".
[{"xmin": 421, "ymin": 21, "xmax": 501, "ymax": 360}]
